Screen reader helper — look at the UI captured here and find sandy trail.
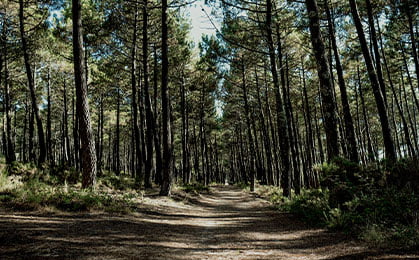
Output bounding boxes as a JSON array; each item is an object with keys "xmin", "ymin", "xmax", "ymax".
[{"xmin": 0, "ymin": 185, "xmax": 416, "ymax": 259}]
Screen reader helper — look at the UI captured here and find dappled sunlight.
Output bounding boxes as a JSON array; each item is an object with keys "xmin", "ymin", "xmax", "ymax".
[{"xmin": 0, "ymin": 186, "xmax": 384, "ymax": 259}]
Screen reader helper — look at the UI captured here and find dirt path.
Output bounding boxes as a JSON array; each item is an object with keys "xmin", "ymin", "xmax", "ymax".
[{"xmin": 0, "ymin": 186, "xmax": 416, "ymax": 259}]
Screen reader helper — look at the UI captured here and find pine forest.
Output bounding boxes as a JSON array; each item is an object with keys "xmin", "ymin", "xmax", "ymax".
[{"xmin": 0, "ymin": 0, "xmax": 418, "ymax": 258}]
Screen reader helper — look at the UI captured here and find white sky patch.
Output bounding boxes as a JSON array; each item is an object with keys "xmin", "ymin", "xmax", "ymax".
[
  {"xmin": 187, "ymin": 1, "xmax": 218, "ymax": 46},
  {"xmin": 185, "ymin": 1, "xmax": 224, "ymax": 118}
]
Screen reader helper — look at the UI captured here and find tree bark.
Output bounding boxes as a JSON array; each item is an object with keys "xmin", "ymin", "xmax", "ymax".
[
  {"xmin": 181, "ymin": 73, "xmax": 190, "ymax": 184},
  {"xmin": 19, "ymin": 0, "xmax": 46, "ymax": 165},
  {"xmin": 305, "ymin": 0, "xmax": 339, "ymax": 161},
  {"xmin": 325, "ymin": 0, "xmax": 358, "ymax": 162},
  {"xmin": 2, "ymin": 48, "xmax": 15, "ymax": 164},
  {"xmin": 365, "ymin": 0, "xmax": 387, "ymax": 105},
  {"xmin": 130, "ymin": 3, "xmax": 142, "ymax": 184},
  {"xmin": 47, "ymin": 68, "xmax": 53, "ymax": 163},
  {"xmin": 349, "ymin": 0, "xmax": 396, "ymax": 161},
  {"xmin": 72, "ymin": 0, "xmax": 97, "ymax": 188},
  {"xmin": 160, "ymin": 0, "xmax": 173, "ymax": 196},
  {"xmin": 143, "ymin": 0, "xmax": 156, "ymax": 189},
  {"xmin": 266, "ymin": 0, "xmax": 291, "ymax": 197}
]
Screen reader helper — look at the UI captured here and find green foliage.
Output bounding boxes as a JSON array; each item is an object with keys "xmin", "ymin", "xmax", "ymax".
[
  {"xmin": 386, "ymin": 158, "xmax": 419, "ymax": 189},
  {"xmin": 361, "ymin": 224, "xmax": 419, "ymax": 249},
  {"xmin": 7, "ymin": 161, "xmax": 38, "ymax": 177},
  {"xmin": 0, "ymin": 164, "xmax": 139, "ymax": 213},
  {"xmin": 235, "ymin": 182, "xmax": 250, "ymax": 190},
  {"xmin": 8, "ymin": 179, "xmax": 137, "ymax": 212},
  {"xmin": 272, "ymin": 158, "xmax": 419, "ymax": 249},
  {"xmin": 257, "ymin": 185, "xmax": 284, "ymax": 204},
  {"xmin": 98, "ymin": 171, "xmax": 136, "ymax": 191},
  {"xmin": 181, "ymin": 183, "xmax": 210, "ymax": 194},
  {"xmin": 280, "ymin": 189, "xmax": 330, "ymax": 226}
]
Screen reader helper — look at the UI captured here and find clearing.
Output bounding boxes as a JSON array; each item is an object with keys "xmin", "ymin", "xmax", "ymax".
[{"xmin": 0, "ymin": 185, "xmax": 417, "ymax": 259}]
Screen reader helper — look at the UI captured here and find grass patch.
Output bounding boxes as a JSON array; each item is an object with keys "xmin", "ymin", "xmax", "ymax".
[
  {"xmin": 5, "ymin": 178, "xmax": 138, "ymax": 213},
  {"xmin": 0, "ymin": 163, "xmax": 142, "ymax": 213}
]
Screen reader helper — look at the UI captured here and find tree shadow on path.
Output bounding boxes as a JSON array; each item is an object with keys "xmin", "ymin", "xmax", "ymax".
[{"xmin": 0, "ymin": 186, "xmax": 416, "ymax": 259}]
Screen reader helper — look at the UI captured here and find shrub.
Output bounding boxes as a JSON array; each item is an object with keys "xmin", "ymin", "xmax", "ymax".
[
  {"xmin": 181, "ymin": 183, "xmax": 210, "ymax": 194},
  {"xmin": 236, "ymin": 182, "xmax": 250, "ymax": 190},
  {"xmin": 387, "ymin": 158, "xmax": 419, "ymax": 190},
  {"xmin": 281, "ymin": 189, "xmax": 330, "ymax": 226},
  {"xmin": 276, "ymin": 157, "xmax": 419, "ymax": 250}
]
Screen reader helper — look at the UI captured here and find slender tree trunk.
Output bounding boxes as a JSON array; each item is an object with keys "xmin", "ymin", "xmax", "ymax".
[
  {"xmin": 357, "ymin": 65, "xmax": 376, "ymax": 161},
  {"xmin": 2, "ymin": 51, "xmax": 15, "ymax": 164},
  {"xmin": 130, "ymin": 4, "xmax": 142, "ymax": 185},
  {"xmin": 143, "ymin": 0, "xmax": 156, "ymax": 189},
  {"xmin": 72, "ymin": 0, "xmax": 97, "ymax": 188},
  {"xmin": 255, "ymin": 69, "xmax": 273, "ymax": 185},
  {"xmin": 22, "ymin": 98, "xmax": 28, "ymax": 163},
  {"xmin": 160, "ymin": 0, "xmax": 172, "ymax": 196},
  {"xmin": 266, "ymin": 0, "xmax": 290, "ymax": 197},
  {"xmin": 181, "ymin": 73, "xmax": 190, "ymax": 184},
  {"xmin": 152, "ymin": 46, "xmax": 163, "ymax": 185},
  {"xmin": 400, "ymin": 70, "xmax": 418, "ymax": 156},
  {"xmin": 325, "ymin": 0, "xmax": 358, "ymax": 162},
  {"xmin": 301, "ymin": 59, "xmax": 314, "ymax": 186},
  {"xmin": 400, "ymin": 43, "xmax": 419, "ymax": 111},
  {"xmin": 29, "ymin": 106, "xmax": 35, "ymax": 162},
  {"xmin": 47, "ymin": 68, "xmax": 53, "ymax": 163},
  {"xmin": 406, "ymin": 4, "xmax": 419, "ymax": 82},
  {"xmin": 115, "ymin": 90, "xmax": 120, "ymax": 174},
  {"xmin": 19, "ymin": 0, "xmax": 46, "ymax": 165},
  {"xmin": 349, "ymin": 0, "xmax": 396, "ymax": 161},
  {"xmin": 285, "ymin": 58, "xmax": 301, "ymax": 194},
  {"xmin": 241, "ymin": 62, "xmax": 256, "ymax": 191},
  {"xmin": 72, "ymin": 97, "xmax": 79, "ymax": 169},
  {"xmin": 365, "ymin": 0, "xmax": 387, "ymax": 106},
  {"xmin": 305, "ymin": 0, "xmax": 339, "ymax": 161},
  {"xmin": 63, "ymin": 80, "xmax": 70, "ymax": 165}
]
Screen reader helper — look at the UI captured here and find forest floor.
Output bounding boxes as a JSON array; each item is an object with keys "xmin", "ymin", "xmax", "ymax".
[{"xmin": 0, "ymin": 185, "xmax": 417, "ymax": 259}]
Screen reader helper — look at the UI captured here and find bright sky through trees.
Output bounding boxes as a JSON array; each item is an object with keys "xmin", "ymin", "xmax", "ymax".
[{"xmin": 187, "ymin": 1, "xmax": 217, "ymax": 46}]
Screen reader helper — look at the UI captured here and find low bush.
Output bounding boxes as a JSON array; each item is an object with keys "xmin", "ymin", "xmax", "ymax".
[
  {"xmin": 271, "ymin": 157, "xmax": 419, "ymax": 249},
  {"xmin": 0, "ymin": 168, "xmax": 138, "ymax": 213},
  {"xmin": 181, "ymin": 183, "xmax": 210, "ymax": 194},
  {"xmin": 281, "ymin": 189, "xmax": 330, "ymax": 226},
  {"xmin": 235, "ymin": 182, "xmax": 250, "ymax": 190},
  {"xmin": 98, "ymin": 171, "xmax": 136, "ymax": 191}
]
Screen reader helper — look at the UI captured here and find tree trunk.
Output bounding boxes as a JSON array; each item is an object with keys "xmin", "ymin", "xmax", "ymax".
[
  {"xmin": 266, "ymin": 0, "xmax": 291, "ymax": 197},
  {"xmin": 19, "ymin": 0, "xmax": 46, "ymax": 165},
  {"xmin": 143, "ymin": 0, "xmax": 156, "ymax": 189},
  {"xmin": 365, "ymin": 0, "xmax": 387, "ymax": 106},
  {"xmin": 153, "ymin": 46, "xmax": 163, "ymax": 185},
  {"xmin": 63, "ymin": 80, "xmax": 70, "ymax": 165},
  {"xmin": 349, "ymin": 0, "xmax": 396, "ymax": 161},
  {"xmin": 305, "ymin": 0, "xmax": 339, "ymax": 161},
  {"xmin": 47, "ymin": 68, "xmax": 53, "ymax": 164},
  {"xmin": 159, "ymin": 0, "xmax": 172, "ymax": 196},
  {"xmin": 406, "ymin": 4, "xmax": 419, "ymax": 82},
  {"xmin": 72, "ymin": 0, "xmax": 97, "ymax": 188},
  {"xmin": 181, "ymin": 73, "xmax": 190, "ymax": 184},
  {"xmin": 241, "ymin": 62, "xmax": 256, "ymax": 192},
  {"xmin": 325, "ymin": 0, "xmax": 358, "ymax": 162},
  {"xmin": 301, "ymin": 59, "xmax": 314, "ymax": 187},
  {"xmin": 2, "ymin": 50, "xmax": 15, "ymax": 164},
  {"xmin": 115, "ymin": 90, "xmax": 120, "ymax": 174},
  {"xmin": 130, "ymin": 3, "xmax": 142, "ymax": 184},
  {"xmin": 29, "ymin": 106, "xmax": 35, "ymax": 162},
  {"xmin": 357, "ymin": 65, "xmax": 376, "ymax": 161}
]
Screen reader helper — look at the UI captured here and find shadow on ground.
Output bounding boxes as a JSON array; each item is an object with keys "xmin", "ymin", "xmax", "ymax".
[{"xmin": 0, "ymin": 186, "xmax": 416, "ymax": 259}]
